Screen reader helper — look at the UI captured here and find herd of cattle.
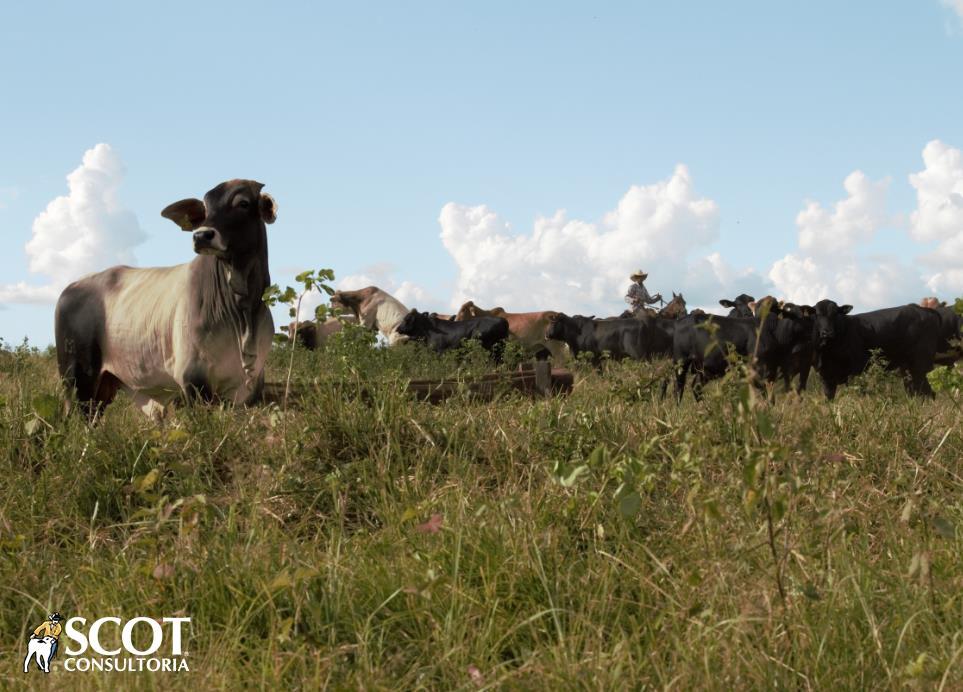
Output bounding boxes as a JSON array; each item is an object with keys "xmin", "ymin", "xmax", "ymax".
[
  {"xmin": 295, "ymin": 287, "xmax": 961, "ymax": 401},
  {"xmin": 49, "ymin": 179, "xmax": 962, "ymax": 419}
]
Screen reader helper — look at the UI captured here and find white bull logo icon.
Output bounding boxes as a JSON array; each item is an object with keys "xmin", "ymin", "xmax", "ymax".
[{"xmin": 24, "ymin": 635, "xmax": 57, "ymax": 673}]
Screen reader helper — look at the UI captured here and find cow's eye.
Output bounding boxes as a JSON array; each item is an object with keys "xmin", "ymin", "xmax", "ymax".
[{"xmin": 238, "ymin": 199, "xmax": 251, "ymax": 210}]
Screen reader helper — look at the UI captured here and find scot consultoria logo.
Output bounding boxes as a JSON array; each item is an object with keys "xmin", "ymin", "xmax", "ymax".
[{"xmin": 23, "ymin": 612, "xmax": 191, "ymax": 674}]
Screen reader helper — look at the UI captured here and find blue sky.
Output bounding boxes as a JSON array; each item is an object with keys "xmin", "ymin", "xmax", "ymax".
[{"xmin": 3, "ymin": 1, "xmax": 963, "ymax": 345}]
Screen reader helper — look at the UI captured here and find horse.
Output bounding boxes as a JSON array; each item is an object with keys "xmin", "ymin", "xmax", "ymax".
[{"xmin": 620, "ymin": 292, "xmax": 688, "ymax": 320}]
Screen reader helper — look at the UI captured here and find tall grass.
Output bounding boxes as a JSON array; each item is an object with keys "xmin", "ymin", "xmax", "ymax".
[{"xmin": 2, "ymin": 332, "xmax": 963, "ymax": 689}]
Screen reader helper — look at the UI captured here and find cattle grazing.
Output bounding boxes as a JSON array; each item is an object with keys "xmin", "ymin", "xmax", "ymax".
[
  {"xmin": 719, "ymin": 294, "xmax": 756, "ymax": 318},
  {"xmin": 670, "ymin": 305, "xmax": 812, "ymax": 400},
  {"xmin": 286, "ymin": 314, "xmax": 359, "ymax": 350},
  {"xmin": 544, "ymin": 313, "xmax": 675, "ymax": 366},
  {"xmin": 812, "ymin": 300, "xmax": 940, "ymax": 399},
  {"xmin": 395, "ymin": 309, "xmax": 510, "ymax": 358},
  {"xmin": 330, "ymin": 286, "xmax": 410, "ymax": 345},
  {"xmin": 455, "ymin": 301, "xmax": 568, "ymax": 361},
  {"xmin": 55, "ymin": 179, "xmax": 278, "ymax": 419},
  {"xmin": 774, "ymin": 302, "xmax": 816, "ymax": 393}
]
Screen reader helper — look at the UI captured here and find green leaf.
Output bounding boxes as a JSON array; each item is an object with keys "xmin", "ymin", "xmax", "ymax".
[
  {"xmin": 588, "ymin": 445, "xmax": 607, "ymax": 468},
  {"xmin": 269, "ymin": 570, "xmax": 293, "ymax": 592},
  {"xmin": 771, "ymin": 497, "xmax": 787, "ymax": 522},
  {"xmin": 560, "ymin": 465, "xmax": 589, "ymax": 488},
  {"xmin": 742, "ymin": 458, "xmax": 760, "ymax": 488},
  {"xmin": 262, "ymin": 284, "xmax": 281, "ymax": 305},
  {"xmin": 617, "ymin": 491, "xmax": 642, "ymax": 518},
  {"xmin": 134, "ymin": 468, "xmax": 161, "ymax": 494},
  {"xmin": 755, "ymin": 410, "xmax": 774, "ymax": 439},
  {"xmin": 932, "ymin": 516, "xmax": 956, "ymax": 540},
  {"xmin": 32, "ymin": 394, "xmax": 60, "ymax": 421},
  {"xmin": 24, "ymin": 417, "xmax": 43, "ymax": 436}
]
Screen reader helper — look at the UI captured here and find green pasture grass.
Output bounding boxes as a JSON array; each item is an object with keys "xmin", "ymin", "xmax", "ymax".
[{"xmin": 1, "ymin": 333, "xmax": 963, "ymax": 690}]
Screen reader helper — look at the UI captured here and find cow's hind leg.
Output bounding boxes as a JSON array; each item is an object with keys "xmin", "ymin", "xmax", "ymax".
[
  {"xmin": 23, "ymin": 651, "xmax": 31, "ymax": 673},
  {"xmin": 675, "ymin": 360, "xmax": 690, "ymax": 401},
  {"xmin": 55, "ymin": 284, "xmax": 115, "ymax": 420},
  {"xmin": 906, "ymin": 366, "xmax": 935, "ymax": 398}
]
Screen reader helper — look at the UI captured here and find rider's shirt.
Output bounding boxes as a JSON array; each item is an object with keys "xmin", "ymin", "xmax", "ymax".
[
  {"xmin": 33, "ymin": 621, "xmax": 62, "ymax": 639},
  {"xmin": 625, "ymin": 281, "xmax": 660, "ymax": 308}
]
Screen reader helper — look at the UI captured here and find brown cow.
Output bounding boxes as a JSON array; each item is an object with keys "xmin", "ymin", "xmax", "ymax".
[
  {"xmin": 286, "ymin": 315, "xmax": 359, "ymax": 349},
  {"xmin": 454, "ymin": 301, "xmax": 569, "ymax": 361}
]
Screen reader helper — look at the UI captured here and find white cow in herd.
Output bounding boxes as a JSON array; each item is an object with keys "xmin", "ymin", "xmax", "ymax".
[{"xmin": 330, "ymin": 286, "xmax": 411, "ymax": 345}]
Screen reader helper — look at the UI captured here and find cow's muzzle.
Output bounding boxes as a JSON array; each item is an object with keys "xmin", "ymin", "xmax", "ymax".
[{"xmin": 193, "ymin": 227, "xmax": 226, "ymax": 255}]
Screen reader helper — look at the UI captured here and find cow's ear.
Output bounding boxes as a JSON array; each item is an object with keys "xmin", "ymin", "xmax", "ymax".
[
  {"xmin": 260, "ymin": 193, "xmax": 278, "ymax": 225},
  {"xmin": 161, "ymin": 198, "xmax": 206, "ymax": 231},
  {"xmin": 840, "ymin": 304, "xmax": 853, "ymax": 315},
  {"xmin": 719, "ymin": 299, "xmax": 735, "ymax": 308}
]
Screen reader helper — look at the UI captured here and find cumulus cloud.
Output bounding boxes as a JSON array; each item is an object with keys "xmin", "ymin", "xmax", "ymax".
[
  {"xmin": 766, "ymin": 169, "xmax": 924, "ymax": 309},
  {"xmin": 439, "ymin": 164, "xmax": 760, "ymax": 316},
  {"xmin": 796, "ymin": 171, "xmax": 889, "ymax": 256},
  {"xmin": 909, "ymin": 139, "xmax": 963, "ymax": 293},
  {"xmin": 943, "ymin": 0, "xmax": 963, "ymax": 25},
  {"xmin": 0, "ymin": 144, "xmax": 146, "ymax": 304}
]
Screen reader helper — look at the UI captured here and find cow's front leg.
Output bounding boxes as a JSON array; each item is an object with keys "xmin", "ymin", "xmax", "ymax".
[{"xmin": 181, "ymin": 365, "xmax": 216, "ymax": 404}]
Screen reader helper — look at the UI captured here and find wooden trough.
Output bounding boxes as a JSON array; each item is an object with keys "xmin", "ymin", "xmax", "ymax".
[
  {"xmin": 263, "ymin": 362, "xmax": 574, "ymax": 406},
  {"xmin": 405, "ymin": 361, "xmax": 574, "ymax": 404}
]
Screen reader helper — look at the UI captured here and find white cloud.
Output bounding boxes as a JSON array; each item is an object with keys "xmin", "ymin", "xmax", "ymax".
[
  {"xmin": 796, "ymin": 171, "xmax": 890, "ymax": 256},
  {"xmin": 943, "ymin": 0, "xmax": 963, "ymax": 25},
  {"xmin": 0, "ymin": 144, "xmax": 146, "ymax": 304},
  {"xmin": 439, "ymin": 164, "xmax": 754, "ymax": 316},
  {"xmin": 768, "ymin": 169, "xmax": 925, "ymax": 309},
  {"xmin": 908, "ymin": 139, "xmax": 963, "ymax": 293}
]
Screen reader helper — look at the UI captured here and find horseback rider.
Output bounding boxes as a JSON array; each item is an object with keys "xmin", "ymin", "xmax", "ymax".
[
  {"xmin": 625, "ymin": 270, "xmax": 662, "ymax": 312},
  {"xmin": 31, "ymin": 612, "xmax": 63, "ymax": 662}
]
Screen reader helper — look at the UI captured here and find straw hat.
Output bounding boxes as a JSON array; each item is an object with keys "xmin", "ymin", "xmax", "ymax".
[{"xmin": 630, "ymin": 270, "xmax": 648, "ymax": 281}]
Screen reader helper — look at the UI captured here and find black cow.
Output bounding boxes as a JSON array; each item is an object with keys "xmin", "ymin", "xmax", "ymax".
[
  {"xmin": 395, "ymin": 310, "xmax": 509, "ymax": 358},
  {"xmin": 544, "ymin": 314, "xmax": 675, "ymax": 366},
  {"xmin": 775, "ymin": 302, "xmax": 816, "ymax": 393},
  {"xmin": 812, "ymin": 300, "xmax": 940, "ymax": 399},
  {"xmin": 923, "ymin": 305, "xmax": 963, "ymax": 366},
  {"xmin": 671, "ymin": 306, "xmax": 812, "ymax": 400},
  {"xmin": 719, "ymin": 294, "xmax": 756, "ymax": 318}
]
